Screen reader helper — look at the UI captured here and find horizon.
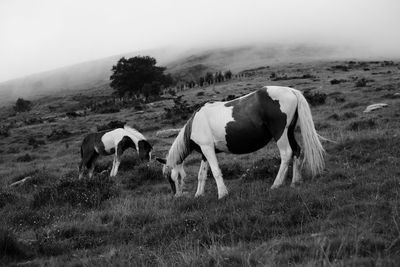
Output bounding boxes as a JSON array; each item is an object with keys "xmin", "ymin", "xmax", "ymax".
[{"xmin": 1, "ymin": 0, "xmax": 400, "ymax": 83}]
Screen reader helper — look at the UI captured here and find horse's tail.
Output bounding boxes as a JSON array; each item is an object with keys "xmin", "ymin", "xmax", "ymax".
[{"xmin": 291, "ymin": 89, "xmax": 325, "ymax": 177}]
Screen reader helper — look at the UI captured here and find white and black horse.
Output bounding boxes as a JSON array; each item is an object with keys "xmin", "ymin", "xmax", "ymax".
[
  {"xmin": 79, "ymin": 125, "xmax": 152, "ymax": 179},
  {"xmin": 156, "ymin": 86, "xmax": 325, "ymax": 199}
]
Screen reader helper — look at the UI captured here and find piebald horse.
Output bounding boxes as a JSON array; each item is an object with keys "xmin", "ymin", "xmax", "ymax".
[
  {"xmin": 79, "ymin": 125, "xmax": 152, "ymax": 179},
  {"xmin": 156, "ymin": 86, "xmax": 325, "ymax": 199}
]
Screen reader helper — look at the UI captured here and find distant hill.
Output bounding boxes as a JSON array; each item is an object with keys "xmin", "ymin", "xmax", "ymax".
[{"xmin": 0, "ymin": 43, "xmax": 354, "ymax": 105}]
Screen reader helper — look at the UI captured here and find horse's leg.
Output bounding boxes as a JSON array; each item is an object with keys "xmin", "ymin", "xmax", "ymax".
[
  {"xmin": 79, "ymin": 148, "xmax": 93, "ymax": 179},
  {"xmin": 78, "ymin": 160, "xmax": 85, "ymax": 179},
  {"xmin": 288, "ymin": 123, "xmax": 302, "ymax": 187},
  {"xmin": 200, "ymin": 145, "xmax": 228, "ymax": 199},
  {"xmin": 88, "ymin": 153, "xmax": 98, "ymax": 179},
  {"xmin": 110, "ymin": 152, "xmax": 118, "ymax": 177},
  {"xmin": 291, "ymin": 156, "xmax": 302, "ymax": 187},
  {"xmin": 271, "ymin": 128, "xmax": 293, "ymax": 189},
  {"xmin": 174, "ymin": 164, "xmax": 186, "ymax": 196},
  {"xmin": 195, "ymin": 159, "xmax": 209, "ymax": 197}
]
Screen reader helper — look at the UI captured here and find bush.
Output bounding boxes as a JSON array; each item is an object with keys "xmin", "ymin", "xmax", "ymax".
[
  {"xmin": 164, "ymin": 97, "xmax": 204, "ymax": 122},
  {"xmin": 303, "ymin": 90, "xmax": 327, "ymax": 106},
  {"xmin": 355, "ymin": 78, "xmax": 368, "ymax": 87},
  {"xmin": 240, "ymin": 157, "xmax": 280, "ymax": 182},
  {"xmin": 330, "ymin": 79, "xmax": 347, "ymax": 85},
  {"xmin": 97, "ymin": 120, "xmax": 126, "ymax": 132},
  {"xmin": 14, "ymin": 98, "xmax": 32, "ymax": 112},
  {"xmin": 32, "ymin": 176, "xmax": 119, "ymax": 209},
  {"xmin": 47, "ymin": 129, "xmax": 72, "ymax": 141},
  {"xmin": 28, "ymin": 136, "xmax": 45, "ymax": 148},
  {"xmin": 15, "ymin": 153, "xmax": 35, "ymax": 162},
  {"xmin": 347, "ymin": 119, "xmax": 376, "ymax": 131},
  {"xmin": 122, "ymin": 162, "xmax": 163, "ymax": 190},
  {"xmin": 0, "ymin": 125, "xmax": 11, "ymax": 137},
  {"xmin": 220, "ymin": 162, "xmax": 244, "ymax": 180},
  {"xmin": 0, "ymin": 192, "xmax": 18, "ymax": 208},
  {"xmin": 0, "ymin": 229, "xmax": 30, "ymax": 261}
]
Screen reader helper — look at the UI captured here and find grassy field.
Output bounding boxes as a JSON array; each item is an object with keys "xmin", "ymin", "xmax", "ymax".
[{"xmin": 1, "ymin": 60, "xmax": 400, "ymax": 266}]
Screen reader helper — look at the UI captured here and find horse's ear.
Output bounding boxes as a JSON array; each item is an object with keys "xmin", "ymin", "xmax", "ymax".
[{"xmin": 155, "ymin": 157, "xmax": 167, "ymax": 164}]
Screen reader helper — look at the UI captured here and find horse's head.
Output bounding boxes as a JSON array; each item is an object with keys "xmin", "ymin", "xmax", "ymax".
[
  {"xmin": 138, "ymin": 140, "xmax": 152, "ymax": 161},
  {"xmin": 156, "ymin": 157, "xmax": 185, "ymax": 196}
]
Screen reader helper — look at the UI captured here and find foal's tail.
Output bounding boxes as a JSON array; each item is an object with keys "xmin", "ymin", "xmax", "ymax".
[{"xmin": 291, "ymin": 89, "xmax": 325, "ymax": 177}]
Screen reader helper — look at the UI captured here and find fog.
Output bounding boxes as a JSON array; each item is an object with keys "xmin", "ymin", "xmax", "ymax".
[{"xmin": 1, "ymin": 0, "xmax": 400, "ymax": 83}]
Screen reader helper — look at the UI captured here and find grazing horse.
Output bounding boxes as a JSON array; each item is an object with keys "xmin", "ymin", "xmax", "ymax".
[
  {"xmin": 156, "ymin": 86, "xmax": 325, "ymax": 199},
  {"xmin": 79, "ymin": 125, "xmax": 152, "ymax": 179}
]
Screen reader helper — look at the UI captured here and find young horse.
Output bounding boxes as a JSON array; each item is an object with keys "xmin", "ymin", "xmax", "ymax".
[
  {"xmin": 156, "ymin": 86, "xmax": 325, "ymax": 199},
  {"xmin": 79, "ymin": 125, "xmax": 152, "ymax": 179}
]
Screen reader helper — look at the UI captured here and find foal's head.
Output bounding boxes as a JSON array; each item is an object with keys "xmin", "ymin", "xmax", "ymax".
[{"xmin": 138, "ymin": 140, "xmax": 152, "ymax": 161}]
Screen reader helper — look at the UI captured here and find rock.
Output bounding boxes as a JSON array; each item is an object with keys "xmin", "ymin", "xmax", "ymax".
[
  {"xmin": 9, "ymin": 176, "xmax": 32, "ymax": 187},
  {"xmin": 156, "ymin": 128, "xmax": 181, "ymax": 138},
  {"xmin": 363, "ymin": 103, "xmax": 388, "ymax": 113}
]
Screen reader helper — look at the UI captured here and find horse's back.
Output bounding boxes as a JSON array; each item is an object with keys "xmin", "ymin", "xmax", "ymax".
[{"xmin": 191, "ymin": 87, "xmax": 298, "ymax": 154}]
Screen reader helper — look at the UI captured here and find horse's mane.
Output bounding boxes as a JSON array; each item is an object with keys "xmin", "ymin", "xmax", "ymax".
[
  {"xmin": 123, "ymin": 125, "xmax": 146, "ymax": 141},
  {"xmin": 166, "ymin": 116, "xmax": 194, "ymax": 167}
]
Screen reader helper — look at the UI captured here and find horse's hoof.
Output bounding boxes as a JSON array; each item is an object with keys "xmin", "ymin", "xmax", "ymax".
[
  {"xmin": 270, "ymin": 184, "xmax": 281, "ymax": 189},
  {"xmin": 218, "ymin": 190, "xmax": 229, "ymax": 200},
  {"xmin": 291, "ymin": 181, "xmax": 303, "ymax": 188}
]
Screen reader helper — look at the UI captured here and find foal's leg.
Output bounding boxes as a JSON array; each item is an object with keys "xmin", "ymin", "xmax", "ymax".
[
  {"xmin": 78, "ymin": 160, "xmax": 85, "ymax": 179},
  {"xmin": 79, "ymin": 148, "xmax": 93, "ymax": 179},
  {"xmin": 111, "ymin": 155, "xmax": 122, "ymax": 177},
  {"xmin": 195, "ymin": 159, "xmax": 209, "ymax": 197},
  {"xmin": 88, "ymin": 154, "xmax": 98, "ymax": 179},
  {"xmin": 110, "ymin": 151, "xmax": 120, "ymax": 177},
  {"xmin": 271, "ymin": 129, "xmax": 293, "ymax": 189},
  {"xmin": 200, "ymin": 145, "xmax": 228, "ymax": 199}
]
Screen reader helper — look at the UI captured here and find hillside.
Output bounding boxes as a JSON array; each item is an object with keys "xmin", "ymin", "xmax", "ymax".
[
  {"xmin": 0, "ymin": 59, "xmax": 399, "ymax": 265},
  {"xmin": 0, "ymin": 43, "xmax": 356, "ymax": 105}
]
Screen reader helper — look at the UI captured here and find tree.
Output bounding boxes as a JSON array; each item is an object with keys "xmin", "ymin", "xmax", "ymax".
[
  {"xmin": 110, "ymin": 56, "xmax": 173, "ymax": 97},
  {"xmin": 199, "ymin": 76, "xmax": 205, "ymax": 87},
  {"xmin": 224, "ymin": 70, "xmax": 232, "ymax": 80},
  {"xmin": 142, "ymin": 81, "xmax": 161, "ymax": 99},
  {"xmin": 205, "ymin": 72, "xmax": 214, "ymax": 85}
]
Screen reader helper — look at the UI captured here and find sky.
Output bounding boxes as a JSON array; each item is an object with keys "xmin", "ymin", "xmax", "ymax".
[{"xmin": 1, "ymin": 0, "xmax": 400, "ymax": 82}]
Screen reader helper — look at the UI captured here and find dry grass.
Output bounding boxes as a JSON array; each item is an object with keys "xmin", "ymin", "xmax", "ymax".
[{"xmin": 0, "ymin": 60, "xmax": 400, "ymax": 265}]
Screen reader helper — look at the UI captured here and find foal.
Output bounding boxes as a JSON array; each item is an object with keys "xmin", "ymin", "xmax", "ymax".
[
  {"xmin": 79, "ymin": 125, "xmax": 152, "ymax": 179},
  {"xmin": 157, "ymin": 86, "xmax": 325, "ymax": 199}
]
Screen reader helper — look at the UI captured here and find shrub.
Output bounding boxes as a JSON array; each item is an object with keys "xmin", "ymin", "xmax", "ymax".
[
  {"xmin": 347, "ymin": 119, "xmax": 376, "ymax": 131},
  {"xmin": 163, "ymin": 97, "xmax": 204, "ymax": 122},
  {"xmin": 32, "ymin": 176, "xmax": 119, "ymax": 209},
  {"xmin": 0, "ymin": 229, "xmax": 30, "ymax": 261},
  {"xmin": 220, "ymin": 162, "xmax": 244, "ymax": 180},
  {"xmin": 196, "ymin": 92, "xmax": 205, "ymax": 96},
  {"xmin": 47, "ymin": 129, "xmax": 72, "ymax": 141},
  {"xmin": 28, "ymin": 136, "xmax": 45, "ymax": 148},
  {"xmin": 241, "ymin": 157, "xmax": 280, "ymax": 182},
  {"xmin": 355, "ymin": 78, "xmax": 368, "ymax": 87},
  {"xmin": 330, "ymin": 79, "xmax": 347, "ymax": 85},
  {"xmin": 0, "ymin": 192, "xmax": 18, "ymax": 208},
  {"xmin": 122, "ymin": 162, "xmax": 163, "ymax": 190},
  {"xmin": 15, "ymin": 153, "xmax": 34, "ymax": 162},
  {"xmin": 303, "ymin": 90, "xmax": 327, "ymax": 106},
  {"xmin": 0, "ymin": 125, "xmax": 11, "ymax": 137},
  {"xmin": 223, "ymin": 94, "xmax": 236, "ymax": 101},
  {"xmin": 97, "ymin": 120, "xmax": 126, "ymax": 132}
]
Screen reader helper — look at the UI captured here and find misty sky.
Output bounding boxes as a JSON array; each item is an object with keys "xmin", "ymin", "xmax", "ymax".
[{"xmin": 1, "ymin": 0, "xmax": 399, "ymax": 82}]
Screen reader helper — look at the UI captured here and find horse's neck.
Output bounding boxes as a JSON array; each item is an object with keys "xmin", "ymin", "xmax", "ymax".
[{"xmin": 166, "ymin": 127, "xmax": 190, "ymax": 167}]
